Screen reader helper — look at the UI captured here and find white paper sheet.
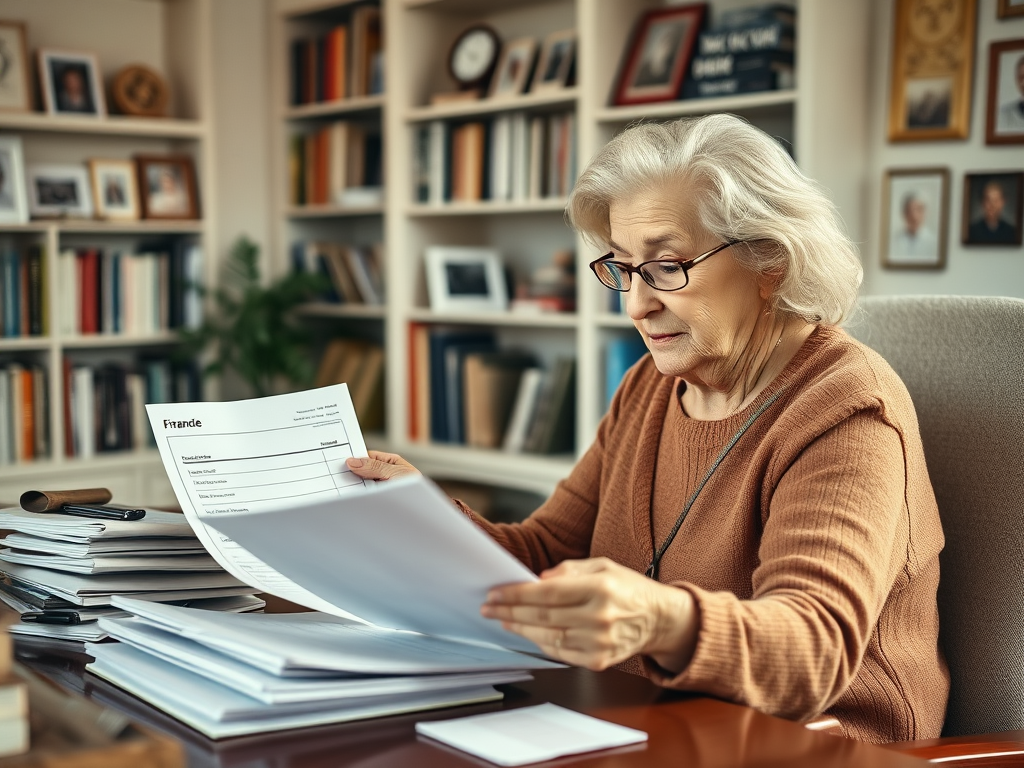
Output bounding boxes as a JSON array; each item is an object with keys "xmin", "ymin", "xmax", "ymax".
[
  {"xmin": 101, "ymin": 616, "xmax": 533, "ymax": 704},
  {"xmin": 206, "ymin": 474, "xmax": 542, "ymax": 653},
  {"xmin": 146, "ymin": 384, "xmax": 371, "ymax": 618},
  {"xmin": 0, "ymin": 508, "xmax": 194, "ymax": 541},
  {"xmin": 86, "ymin": 643, "xmax": 504, "ymax": 739},
  {"xmin": 110, "ymin": 597, "xmax": 561, "ymax": 676},
  {"xmin": 2, "ymin": 534, "xmax": 205, "ymax": 556},
  {"xmin": 0, "ymin": 549, "xmax": 221, "ymax": 574},
  {"xmin": 415, "ymin": 704, "xmax": 649, "ymax": 766}
]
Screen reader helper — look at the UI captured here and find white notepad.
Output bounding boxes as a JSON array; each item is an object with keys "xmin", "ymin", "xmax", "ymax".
[{"xmin": 415, "ymin": 703, "xmax": 648, "ymax": 766}]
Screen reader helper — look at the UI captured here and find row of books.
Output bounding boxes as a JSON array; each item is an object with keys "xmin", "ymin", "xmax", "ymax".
[
  {"xmin": 408, "ymin": 326, "xmax": 575, "ymax": 455},
  {"xmin": 289, "ymin": 121, "xmax": 383, "ymax": 207},
  {"xmin": 313, "ymin": 338, "xmax": 384, "ymax": 432},
  {"xmin": 0, "ymin": 364, "xmax": 49, "ymax": 465},
  {"xmin": 0, "ymin": 247, "xmax": 46, "ymax": 338},
  {"xmin": 56, "ymin": 244, "xmax": 203, "ymax": 337},
  {"xmin": 291, "ymin": 240, "xmax": 385, "ymax": 305},
  {"xmin": 64, "ymin": 358, "xmax": 200, "ymax": 459},
  {"xmin": 289, "ymin": 6, "xmax": 383, "ymax": 105},
  {"xmin": 413, "ymin": 111, "xmax": 577, "ymax": 205},
  {"xmin": 682, "ymin": 4, "xmax": 796, "ymax": 99}
]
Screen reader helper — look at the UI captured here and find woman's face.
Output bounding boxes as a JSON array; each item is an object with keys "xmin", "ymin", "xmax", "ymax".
[{"xmin": 608, "ymin": 183, "xmax": 771, "ymax": 387}]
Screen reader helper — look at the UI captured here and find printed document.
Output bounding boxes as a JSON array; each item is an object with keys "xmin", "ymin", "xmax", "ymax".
[{"xmin": 146, "ymin": 385, "xmax": 371, "ymax": 616}]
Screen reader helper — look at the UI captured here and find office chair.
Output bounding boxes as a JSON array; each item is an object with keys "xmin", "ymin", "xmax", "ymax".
[{"xmin": 846, "ymin": 295, "xmax": 1024, "ymax": 764}]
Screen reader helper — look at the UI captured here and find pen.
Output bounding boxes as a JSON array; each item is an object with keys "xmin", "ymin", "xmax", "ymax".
[
  {"xmin": 21, "ymin": 610, "xmax": 82, "ymax": 625},
  {"xmin": 59, "ymin": 504, "xmax": 146, "ymax": 521}
]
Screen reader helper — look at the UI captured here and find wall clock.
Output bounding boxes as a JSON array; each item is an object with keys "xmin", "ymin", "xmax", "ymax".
[{"xmin": 447, "ymin": 24, "xmax": 501, "ymax": 91}]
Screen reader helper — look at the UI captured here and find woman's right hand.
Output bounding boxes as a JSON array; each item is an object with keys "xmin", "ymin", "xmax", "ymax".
[{"xmin": 345, "ymin": 451, "xmax": 421, "ymax": 482}]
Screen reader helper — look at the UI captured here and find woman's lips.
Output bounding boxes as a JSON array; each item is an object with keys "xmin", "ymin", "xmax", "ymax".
[{"xmin": 647, "ymin": 332, "xmax": 682, "ymax": 344}]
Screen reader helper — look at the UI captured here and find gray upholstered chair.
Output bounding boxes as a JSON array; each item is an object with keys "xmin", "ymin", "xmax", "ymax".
[{"xmin": 844, "ymin": 296, "xmax": 1024, "ymax": 761}]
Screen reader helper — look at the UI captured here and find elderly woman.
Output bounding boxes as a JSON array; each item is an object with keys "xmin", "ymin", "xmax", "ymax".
[{"xmin": 346, "ymin": 114, "xmax": 949, "ymax": 743}]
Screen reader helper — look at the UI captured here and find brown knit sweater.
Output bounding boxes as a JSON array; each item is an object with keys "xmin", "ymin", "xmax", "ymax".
[{"xmin": 466, "ymin": 325, "xmax": 949, "ymax": 743}]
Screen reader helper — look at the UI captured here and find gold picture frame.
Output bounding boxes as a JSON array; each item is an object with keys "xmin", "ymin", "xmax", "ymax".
[{"xmin": 887, "ymin": 0, "xmax": 977, "ymax": 142}]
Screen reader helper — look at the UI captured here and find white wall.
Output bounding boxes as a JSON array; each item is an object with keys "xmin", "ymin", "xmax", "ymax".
[{"xmin": 862, "ymin": 0, "xmax": 1024, "ymax": 298}]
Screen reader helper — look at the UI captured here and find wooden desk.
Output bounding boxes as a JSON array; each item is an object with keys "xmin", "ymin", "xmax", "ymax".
[{"xmin": 15, "ymin": 648, "xmax": 925, "ymax": 768}]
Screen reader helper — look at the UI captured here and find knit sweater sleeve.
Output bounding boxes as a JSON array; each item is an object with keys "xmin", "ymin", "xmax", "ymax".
[{"xmin": 646, "ymin": 407, "xmax": 909, "ymax": 721}]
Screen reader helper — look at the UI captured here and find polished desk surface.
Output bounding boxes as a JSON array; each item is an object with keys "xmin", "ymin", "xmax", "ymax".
[{"xmin": 15, "ymin": 645, "xmax": 927, "ymax": 768}]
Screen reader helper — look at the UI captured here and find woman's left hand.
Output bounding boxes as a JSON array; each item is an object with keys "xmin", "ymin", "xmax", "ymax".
[{"xmin": 481, "ymin": 557, "xmax": 698, "ymax": 673}]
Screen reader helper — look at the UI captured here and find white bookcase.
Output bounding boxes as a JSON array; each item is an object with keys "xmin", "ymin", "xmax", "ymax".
[
  {"xmin": 0, "ymin": 0, "xmax": 216, "ymax": 505},
  {"xmin": 278, "ymin": 0, "xmax": 873, "ymax": 497}
]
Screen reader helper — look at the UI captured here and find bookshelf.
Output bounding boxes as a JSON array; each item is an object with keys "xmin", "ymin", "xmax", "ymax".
[
  {"xmin": 267, "ymin": 0, "xmax": 871, "ymax": 496},
  {"xmin": 0, "ymin": 0, "xmax": 216, "ymax": 506}
]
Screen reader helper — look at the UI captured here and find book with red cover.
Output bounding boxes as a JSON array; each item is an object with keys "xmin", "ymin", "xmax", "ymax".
[
  {"xmin": 79, "ymin": 249, "xmax": 100, "ymax": 334},
  {"xmin": 19, "ymin": 366, "xmax": 34, "ymax": 460},
  {"xmin": 62, "ymin": 355, "xmax": 75, "ymax": 457}
]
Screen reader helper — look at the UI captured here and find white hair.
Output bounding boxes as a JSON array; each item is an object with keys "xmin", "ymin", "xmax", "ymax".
[{"xmin": 566, "ymin": 114, "xmax": 862, "ymax": 324}]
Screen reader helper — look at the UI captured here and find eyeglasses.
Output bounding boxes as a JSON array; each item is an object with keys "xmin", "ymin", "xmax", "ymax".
[{"xmin": 589, "ymin": 241, "xmax": 742, "ymax": 293}]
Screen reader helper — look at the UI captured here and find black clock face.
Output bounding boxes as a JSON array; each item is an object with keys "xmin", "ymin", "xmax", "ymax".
[{"xmin": 450, "ymin": 27, "xmax": 499, "ymax": 86}]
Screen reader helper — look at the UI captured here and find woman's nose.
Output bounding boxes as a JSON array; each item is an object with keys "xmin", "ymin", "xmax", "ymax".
[{"xmin": 625, "ymin": 277, "xmax": 661, "ymax": 321}]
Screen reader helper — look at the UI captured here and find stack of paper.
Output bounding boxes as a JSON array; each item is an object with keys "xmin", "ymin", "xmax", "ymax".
[
  {"xmin": 0, "ymin": 508, "xmax": 264, "ymax": 645},
  {"xmin": 74, "ymin": 385, "xmax": 564, "ymax": 736},
  {"xmin": 88, "ymin": 598, "xmax": 561, "ymax": 738}
]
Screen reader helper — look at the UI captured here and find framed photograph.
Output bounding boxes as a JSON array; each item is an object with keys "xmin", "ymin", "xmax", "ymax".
[
  {"xmin": 135, "ymin": 155, "xmax": 200, "ymax": 220},
  {"xmin": 881, "ymin": 168, "xmax": 949, "ymax": 269},
  {"xmin": 962, "ymin": 172, "xmax": 1023, "ymax": 246},
  {"xmin": 0, "ymin": 21, "xmax": 31, "ymax": 112},
  {"xmin": 998, "ymin": 0, "xmax": 1024, "ymax": 19},
  {"xmin": 88, "ymin": 159, "xmax": 139, "ymax": 221},
  {"xmin": 612, "ymin": 5, "xmax": 706, "ymax": 106},
  {"xmin": 0, "ymin": 135, "xmax": 28, "ymax": 224},
  {"xmin": 26, "ymin": 164, "xmax": 93, "ymax": 219},
  {"xmin": 887, "ymin": 0, "xmax": 976, "ymax": 141},
  {"xmin": 38, "ymin": 49, "xmax": 106, "ymax": 117},
  {"xmin": 986, "ymin": 39, "xmax": 1024, "ymax": 145},
  {"xmin": 489, "ymin": 37, "xmax": 537, "ymax": 98},
  {"xmin": 529, "ymin": 29, "xmax": 575, "ymax": 93},
  {"xmin": 425, "ymin": 246, "xmax": 508, "ymax": 313}
]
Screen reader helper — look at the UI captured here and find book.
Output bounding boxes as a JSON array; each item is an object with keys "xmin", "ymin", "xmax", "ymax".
[
  {"xmin": 524, "ymin": 357, "xmax": 575, "ymax": 455},
  {"xmin": 463, "ymin": 351, "xmax": 537, "ymax": 449},
  {"xmin": 429, "ymin": 330, "xmax": 495, "ymax": 443},
  {"xmin": 408, "ymin": 322, "xmax": 431, "ymax": 442},
  {"xmin": 502, "ymin": 368, "xmax": 545, "ymax": 453},
  {"xmin": 444, "ymin": 340, "xmax": 496, "ymax": 443},
  {"xmin": 605, "ymin": 335, "xmax": 648, "ymax": 408}
]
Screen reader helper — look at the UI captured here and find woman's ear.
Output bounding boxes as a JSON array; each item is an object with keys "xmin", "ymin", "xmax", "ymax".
[{"xmin": 757, "ymin": 271, "xmax": 782, "ymax": 302}]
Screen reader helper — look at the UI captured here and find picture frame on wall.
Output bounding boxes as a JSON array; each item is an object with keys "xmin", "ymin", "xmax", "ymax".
[
  {"xmin": 424, "ymin": 246, "xmax": 508, "ymax": 313},
  {"xmin": 529, "ymin": 29, "xmax": 575, "ymax": 93},
  {"xmin": 881, "ymin": 167, "xmax": 950, "ymax": 269},
  {"xmin": 887, "ymin": 0, "xmax": 976, "ymax": 141},
  {"xmin": 0, "ymin": 135, "xmax": 28, "ymax": 224},
  {"xmin": 26, "ymin": 163, "xmax": 94, "ymax": 219},
  {"xmin": 38, "ymin": 49, "xmax": 106, "ymax": 117},
  {"xmin": 489, "ymin": 37, "xmax": 537, "ymax": 98},
  {"xmin": 962, "ymin": 171, "xmax": 1023, "ymax": 246},
  {"xmin": 0, "ymin": 21, "xmax": 31, "ymax": 112},
  {"xmin": 135, "ymin": 155, "xmax": 200, "ymax": 220},
  {"xmin": 612, "ymin": 4, "xmax": 706, "ymax": 106},
  {"xmin": 997, "ymin": 0, "xmax": 1024, "ymax": 19},
  {"xmin": 985, "ymin": 39, "xmax": 1024, "ymax": 145},
  {"xmin": 88, "ymin": 159, "xmax": 140, "ymax": 221}
]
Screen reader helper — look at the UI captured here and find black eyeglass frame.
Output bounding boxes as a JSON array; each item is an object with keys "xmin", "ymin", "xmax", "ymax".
[{"xmin": 589, "ymin": 241, "xmax": 743, "ymax": 293}]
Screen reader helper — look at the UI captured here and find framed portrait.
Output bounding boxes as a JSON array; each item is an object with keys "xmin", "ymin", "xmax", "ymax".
[
  {"xmin": 887, "ymin": 0, "xmax": 976, "ymax": 141},
  {"xmin": 424, "ymin": 246, "xmax": 508, "ymax": 313},
  {"xmin": 88, "ymin": 159, "xmax": 139, "ymax": 221},
  {"xmin": 985, "ymin": 39, "xmax": 1024, "ymax": 145},
  {"xmin": 38, "ymin": 49, "xmax": 106, "ymax": 117},
  {"xmin": 26, "ymin": 164, "xmax": 94, "ymax": 219},
  {"xmin": 529, "ymin": 29, "xmax": 575, "ymax": 93},
  {"xmin": 881, "ymin": 168, "xmax": 949, "ymax": 269},
  {"xmin": 612, "ymin": 5, "xmax": 706, "ymax": 106},
  {"xmin": 0, "ymin": 21, "xmax": 31, "ymax": 112},
  {"xmin": 998, "ymin": 0, "xmax": 1024, "ymax": 19},
  {"xmin": 0, "ymin": 135, "xmax": 28, "ymax": 224},
  {"xmin": 489, "ymin": 37, "xmax": 537, "ymax": 98},
  {"xmin": 135, "ymin": 155, "xmax": 200, "ymax": 220},
  {"xmin": 962, "ymin": 172, "xmax": 1023, "ymax": 246}
]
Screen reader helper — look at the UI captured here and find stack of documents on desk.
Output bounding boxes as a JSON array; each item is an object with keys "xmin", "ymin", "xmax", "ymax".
[
  {"xmin": 88, "ymin": 597, "xmax": 560, "ymax": 738},
  {"xmin": 0, "ymin": 507, "xmax": 264, "ymax": 645}
]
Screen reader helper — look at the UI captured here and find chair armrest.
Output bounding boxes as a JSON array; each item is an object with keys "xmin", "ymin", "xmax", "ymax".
[{"xmin": 883, "ymin": 733, "xmax": 1024, "ymax": 766}]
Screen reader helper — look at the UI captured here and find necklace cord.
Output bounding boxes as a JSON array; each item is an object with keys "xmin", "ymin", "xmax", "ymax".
[{"xmin": 645, "ymin": 386, "xmax": 788, "ymax": 580}]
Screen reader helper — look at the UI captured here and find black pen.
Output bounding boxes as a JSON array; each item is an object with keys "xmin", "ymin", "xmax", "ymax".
[
  {"xmin": 59, "ymin": 504, "xmax": 146, "ymax": 521},
  {"xmin": 21, "ymin": 610, "xmax": 82, "ymax": 625}
]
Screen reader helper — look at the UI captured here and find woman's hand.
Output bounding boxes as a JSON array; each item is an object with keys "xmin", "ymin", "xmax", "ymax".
[
  {"xmin": 481, "ymin": 557, "xmax": 699, "ymax": 673},
  {"xmin": 345, "ymin": 451, "xmax": 421, "ymax": 481}
]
